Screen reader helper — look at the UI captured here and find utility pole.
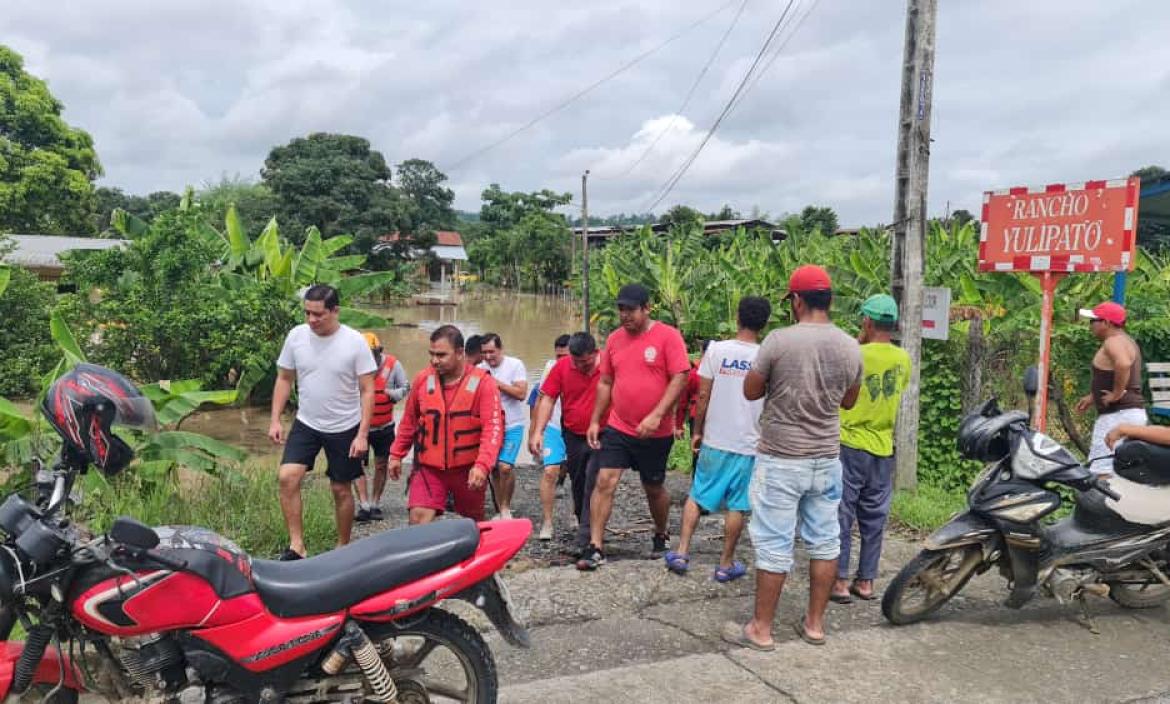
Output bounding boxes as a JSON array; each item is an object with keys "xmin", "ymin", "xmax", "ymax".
[
  {"xmin": 890, "ymin": 0, "xmax": 937, "ymax": 491},
  {"xmin": 581, "ymin": 170, "xmax": 591, "ymax": 334}
]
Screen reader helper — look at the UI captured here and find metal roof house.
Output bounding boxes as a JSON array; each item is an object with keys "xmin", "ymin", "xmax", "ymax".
[{"xmin": 2, "ymin": 234, "xmax": 126, "ymax": 280}]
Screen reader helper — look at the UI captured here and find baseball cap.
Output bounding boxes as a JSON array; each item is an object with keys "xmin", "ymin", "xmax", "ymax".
[
  {"xmin": 786, "ymin": 265, "xmax": 832, "ymax": 296},
  {"xmin": 861, "ymin": 294, "xmax": 899, "ymax": 323},
  {"xmin": 362, "ymin": 332, "xmax": 382, "ymax": 349},
  {"xmin": 1078, "ymin": 301, "xmax": 1126, "ymax": 326},
  {"xmin": 616, "ymin": 283, "xmax": 650, "ymax": 308}
]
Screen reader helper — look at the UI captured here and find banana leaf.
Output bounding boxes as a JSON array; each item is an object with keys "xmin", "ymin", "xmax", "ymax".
[
  {"xmin": 50, "ymin": 311, "xmax": 86, "ymax": 366},
  {"xmin": 338, "ymin": 307, "xmax": 388, "ymax": 328},
  {"xmin": 225, "ymin": 205, "xmax": 250, "ymax": 259},
  {"xmin": 0, "ymin": 267, "xmax": 9, "ymax": 297}
]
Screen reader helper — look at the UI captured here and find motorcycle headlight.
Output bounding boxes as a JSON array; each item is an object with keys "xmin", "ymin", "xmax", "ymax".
[
  {"xmin": 991, "ymin": 501, "xmax": 1055, "ymax": 523},
  {"xmin": 1012, "ymin": 433, "xmax": 1074, "ymax": 480}
]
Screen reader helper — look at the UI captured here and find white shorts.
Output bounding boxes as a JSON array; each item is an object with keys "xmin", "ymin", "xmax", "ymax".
[{"xmin": 1089, "ymin": 408, "xmax": 1148, "ymax": 475}]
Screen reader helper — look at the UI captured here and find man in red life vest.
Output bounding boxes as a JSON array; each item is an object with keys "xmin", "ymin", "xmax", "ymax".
[
  {"xmin": 388, "ymin": 325, "xmax": 504, "ymax": 524},
  {"xmin": 354, "ymin": 332, "xmax": 409, "ymax": 522}
]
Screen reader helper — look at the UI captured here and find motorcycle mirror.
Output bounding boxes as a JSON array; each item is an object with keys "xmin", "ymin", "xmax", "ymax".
[
  {"xmin": 110, "ymin": 517, "xmax": 160, "ymax": 550},
  {"xmin": 1023, "ymin": 366, "xmax": 1040, "ymax": 398}
]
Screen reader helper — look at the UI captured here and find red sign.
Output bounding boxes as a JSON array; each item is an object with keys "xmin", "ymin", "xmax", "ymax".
[{"xmin": 978, "ymin": 177, "xmax": 1139, "ymax": 273}]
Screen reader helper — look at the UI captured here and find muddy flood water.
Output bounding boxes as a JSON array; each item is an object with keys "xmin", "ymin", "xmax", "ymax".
[{"xmin": 183, "ymin": 292, "xmax": 583, "ymax": 457}]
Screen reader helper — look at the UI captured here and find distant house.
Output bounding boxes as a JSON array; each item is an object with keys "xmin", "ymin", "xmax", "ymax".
[
  {"xmin": 571, "ymin": 218, "xmax": 785, "ymax": 244},
  {"xmin": 375, "ymin": 230, "xmax": 468, "ymax": 291},
  {"xmin": 2, "ymin": 234, "xmax": 127, "ymax": 281}
]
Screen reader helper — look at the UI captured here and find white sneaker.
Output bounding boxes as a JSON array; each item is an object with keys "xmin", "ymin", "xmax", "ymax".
[
  {"xmin": 495, "ymin": 510, "xmax": 514, "ymax": 521},
  {"xmin": 539, "ymin": 522, "xmax": 553, "ymax": 540}
]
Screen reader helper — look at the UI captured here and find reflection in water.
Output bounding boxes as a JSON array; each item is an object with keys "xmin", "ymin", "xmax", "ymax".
[{"xmin": 184, "ymin": 293, "xmax": 581, "ymax": 455}]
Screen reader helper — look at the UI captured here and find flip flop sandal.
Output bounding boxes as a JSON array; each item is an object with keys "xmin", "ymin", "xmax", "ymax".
[
  {"xmin": 793, "ymin": 615, "xmax": 826, "ymax": 646},
  {"xmin": 721, "ymin": 622, "xmax": 775, "ymax": 652},
  {"xmin": 664, "ymin": 551, "xmax": 690, "ymax": 575},
  {"xmin": 849, "ymin": 583, "xmax": 877, "ymax": 601},
  {"xmin": 713, "ymin": 561, "xmax": 748, "ymax": 583},
  {"xmin": 830, "ymin": 591, "xmax": 854, "ymax": 604}
]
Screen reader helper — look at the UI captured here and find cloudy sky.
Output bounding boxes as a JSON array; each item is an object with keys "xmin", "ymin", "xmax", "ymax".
[{"xmin": 5, "ymin": 0, "xmax": 1168, "ymax": 225}]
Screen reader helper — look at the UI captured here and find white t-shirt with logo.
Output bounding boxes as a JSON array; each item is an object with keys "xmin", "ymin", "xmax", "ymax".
[
  {"xmin": 277, "ymin": 324, "xmax": 377, "ymax": 433},
  {"xmin": 698, "ymin": 339, "xmax": 763, "ymax": 456},
  {"xmin": 481, "ymin": 356, "xmax": 528, "ymax": 428}
]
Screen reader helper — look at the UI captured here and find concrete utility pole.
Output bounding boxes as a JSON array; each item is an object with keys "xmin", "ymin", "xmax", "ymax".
[
  {"xmin": 582, "ymin": 170, "xmax": 591, "ymax": 334},
  {"xmin": 890, "ymin": 0, "xmax": 937, "ymax": 491}
]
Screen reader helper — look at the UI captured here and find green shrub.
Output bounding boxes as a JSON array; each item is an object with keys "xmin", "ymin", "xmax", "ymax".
[
  {"xmin": 890, "ymin": 483, "xmax": 968, "ymax": 533},
  {"xmin": 0, "ymin": 266, "xmax": 57, "ymax": 396}
]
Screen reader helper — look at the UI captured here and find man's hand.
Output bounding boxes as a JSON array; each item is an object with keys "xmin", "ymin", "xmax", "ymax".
[
  {"xmin": 528, "ymin": 433, "xmax": 544, "ymax": 460},
  {"xmin": 268, "ymin": 420, "xmax": 284, "ymax": 445},
  {"xmin": 1075, "ymin": 394, "xmax": 1094, "ymax": 414},
  {"xmin": 691, "ymin": 432, "xmax": 703, "ymax": 454},
  {"xmin": 388, "ymin": 457, "xmax": 403, "ymax": 480},
  {"xmin": 635, "ymin": 412, "xmax": 663, "ymax": 439},
  {"xmin": 673, "ymin": 425, "xmax": 686, "ymax": 441},
  {"xmin": 1105, "ymin": 426, "xmax": 1126, "ymax": 449},
  {"xmin": 587, "ymin": 422, "xmax": 602, "ymax": 450},
  {"xmin": 468, "ymin": 466, "xmax": 488, "ymax": 490},
  {"xmin": 349, "ymin": 433, "xmax": 368, "ymax": 459},
  {"xmin": 1100, "ymin": 389, "xmax": 1125, "ymax": 407}
]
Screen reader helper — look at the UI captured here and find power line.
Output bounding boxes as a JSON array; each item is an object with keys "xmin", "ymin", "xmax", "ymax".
[
  {"xmin": 620, "ymin": 0, "xmax": 751, "ymax": 177},
  {"xmin": 643, "ymin": 0, "xmax": 799, "ymax": 213},
  {"xmin": 728, "ymin": 0, "xmax": 821, "ymax": 116},
  {"xmin": 444, "ymin": 0, "xmax": 739, "ymax": 172}
]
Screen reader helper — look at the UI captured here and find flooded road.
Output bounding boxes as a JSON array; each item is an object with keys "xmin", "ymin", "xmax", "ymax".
[{"xmin": 184, "ymin": 292, "xmax": 582, "ymax": 456}]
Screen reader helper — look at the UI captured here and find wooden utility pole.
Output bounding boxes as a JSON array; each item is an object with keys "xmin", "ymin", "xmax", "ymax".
[
  {"xmin": 582, "ymin": 170, "xmax": 591, "ymax": 334},
  {"xmin": 890, "ymin": 0, "xmax": 937, "ymax": 491}
]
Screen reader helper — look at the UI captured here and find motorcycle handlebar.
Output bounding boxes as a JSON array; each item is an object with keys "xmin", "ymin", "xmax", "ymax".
[{"xmin": 1093, "ymin": 477, "xmax": 1122, "ymax": 502}]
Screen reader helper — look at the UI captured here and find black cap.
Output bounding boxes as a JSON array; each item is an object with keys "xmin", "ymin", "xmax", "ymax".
[{"xmin": 616, "ymin": 283, "xmax": 650, "ymax": 308}]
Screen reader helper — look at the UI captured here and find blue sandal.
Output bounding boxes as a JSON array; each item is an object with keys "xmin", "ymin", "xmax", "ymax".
[
  {"xmin": 713, "ymin": 561, "xmax": 747, "ymax": 583},
  {"xmin": 664, "ymin": 551, "xmax": 690, "ymax": 575}
]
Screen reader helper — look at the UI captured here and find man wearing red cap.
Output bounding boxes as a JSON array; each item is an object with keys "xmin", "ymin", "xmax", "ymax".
[
  {"xmin": 1076, "ymin": 301, "xmax": 1147, "ymax": 475},
  {"xmin": 723, "ymin": 264, "xmax": 861, "ymax": 651}
]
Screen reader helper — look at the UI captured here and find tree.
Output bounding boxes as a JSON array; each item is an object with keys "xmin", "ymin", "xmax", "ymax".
[
  {"xmin": 660, "ymin": 204, "xmax": 704, "ymax": 230},
  {"xmin": 949, "ymin": 208, "xmax": 976, "ymax": 228},
  {"xmin": 799, "ymin": 205, "xmax": 840, "ymax": 235},
  {"xmin": 396, "ymin": 158, "xmax": 456, "ymax": 233},
  {"xmin": 0, "ymin": 45, "xmax": 102, "ymax": 234},
  {"xmin": 91, "ymin": 188, "xmax": 182, "ymax": 234},
  {"xmin": 1132, "ymin": 165, "xmax": 1170, "ymax": 251},
  {"xmin": 707, "ymin": 204, "xmax": 740, "ymax": 221},
  {"xmin": 198, "ymin": 177, "xmax": 278, "ymax": 236},
  {"xmin": 261, "ymin": 133, "xmax": 400, "ymax": 250},
  {"xmin": 469, "ymin": 185, "xmax": 572, "ymax": 288}
]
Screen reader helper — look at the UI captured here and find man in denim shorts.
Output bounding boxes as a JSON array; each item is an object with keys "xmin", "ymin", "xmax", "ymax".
[{"xmin": 722, "ymin": 265, "xmax": 861, "ymax": 651}]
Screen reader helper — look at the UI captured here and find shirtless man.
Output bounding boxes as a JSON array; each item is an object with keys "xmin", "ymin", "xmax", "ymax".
[{"xmin": 1075, "ymin": 302, "xmax": 1147, "ymax": 475}]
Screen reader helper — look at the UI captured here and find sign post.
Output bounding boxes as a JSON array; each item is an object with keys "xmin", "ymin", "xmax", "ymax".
[
  {"xmin": 922, "ymin": 286, "xmax": 951, "ymax": 341},
  {"xmin": 980, "ymin": 177, "xmax": 1139, "ymax": 431}
]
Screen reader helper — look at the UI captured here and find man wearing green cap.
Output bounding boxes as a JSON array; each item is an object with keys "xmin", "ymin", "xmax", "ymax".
[{"xmin": 830, "ymin": 294, "xmax": 911, "ymax": 604}]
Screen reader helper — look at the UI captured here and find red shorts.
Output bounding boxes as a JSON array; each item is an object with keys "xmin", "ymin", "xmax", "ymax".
[{"xmin": 407, "ymin": 465, "xmax": 486, "ymax": 521}]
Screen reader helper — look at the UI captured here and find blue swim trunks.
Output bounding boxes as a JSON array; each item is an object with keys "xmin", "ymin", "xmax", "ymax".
[
  {"xmin": 541, "ymin": 426, "xmax": 567, "ymax": 466},
  {"xmin": 690, "ymin": 445, "xmax": 756, "ymax": 513},
  {"xmin": 498, "ymin": 426, "xmax": 524, "ymax": 466}
]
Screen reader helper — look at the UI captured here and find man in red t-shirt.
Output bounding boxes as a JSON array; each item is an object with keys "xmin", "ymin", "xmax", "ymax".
[
  {"xmin": 579, "ymin": 284, "xmax": 690, "ymax": 570},
  {"xmin": 388, "ymin": 325, "xmax": 504, "ymax": 524},
  {"xmin": 530, "ymin": 331, "xmax": 606, "ymax": 549}
]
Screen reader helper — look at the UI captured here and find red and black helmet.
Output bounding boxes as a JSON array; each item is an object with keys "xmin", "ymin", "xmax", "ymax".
[{"xmin": 41, "ymin": 364, "xmax": 155, "ymax": 475}]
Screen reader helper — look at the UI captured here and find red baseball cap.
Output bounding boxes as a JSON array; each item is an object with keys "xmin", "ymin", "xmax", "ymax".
[
  {"xmin": 1079, "ymin": 301, "xmax": 1126, "ymax": 326},
  {"xmin": 786, "ymin": 265, "xmax": 832, "ymax": 296}
]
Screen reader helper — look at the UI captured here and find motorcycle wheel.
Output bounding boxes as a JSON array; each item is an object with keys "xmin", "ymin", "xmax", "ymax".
[
  {"xmin": 881, "ymin": 546, "xmax": 983, "ymax": 625},
  {"xmin": 1106, "ymin": 581, "xmax": 1170, "ymax": 609},
  {"xmin": 374, "ymin": 608, "xmax": 498, "ymax": 704}
]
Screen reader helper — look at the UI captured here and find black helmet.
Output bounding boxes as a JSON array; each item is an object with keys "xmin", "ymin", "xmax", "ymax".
[
  {"xmin": 41, "ymin": 364, "xmax": 156, "ymax": 476},
  {"xmin": 956, "ymin": 399, "xmax": 1028, "ymax": 462}
]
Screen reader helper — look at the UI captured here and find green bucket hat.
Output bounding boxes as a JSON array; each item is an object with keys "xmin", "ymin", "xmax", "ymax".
[{"xmin": 861, "ymin": 294, "xmax": 899, "ymax": 323}]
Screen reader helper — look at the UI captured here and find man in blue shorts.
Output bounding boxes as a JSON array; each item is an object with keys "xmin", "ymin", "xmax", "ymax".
[
  {"xmin": 480, "ymin": 333, "xmax": 527, "ymax": 520},
  {"xmin": 665, "ymin": 297, "xmax": 770, "ymax": 581},
  {"xmin": 529, "ymin": 335, "xmax": 570, "ymax": 539}
]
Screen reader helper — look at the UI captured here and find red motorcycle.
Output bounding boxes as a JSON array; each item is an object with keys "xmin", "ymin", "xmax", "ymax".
[{"xmin": 0, "ymin": 364, "xmax": 530, "ymax": 703}]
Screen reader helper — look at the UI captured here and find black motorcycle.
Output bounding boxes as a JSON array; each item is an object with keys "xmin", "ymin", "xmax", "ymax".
[{"xmin": 883, "ymin": 372, "xmax": 1170, "ymax": 625}]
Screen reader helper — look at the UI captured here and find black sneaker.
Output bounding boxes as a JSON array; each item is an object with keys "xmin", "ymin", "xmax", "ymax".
[
  {"xmin": 370, "ymin": 507, "xmax": 385, "ymax": 521},
  {"xmin": 278, "ymin": 548, "xmax": 304, "ymax": 561},
  {"xmin": 576, "ymin": 544, "xmax": 606, "ymax": 571},
  {"xmin": 651, "ymin": 533, "xmax": 669, "ymax": 557},
  {"xmin": 355, "ymin": 507, "xmax": 372, "ymax": 523}
]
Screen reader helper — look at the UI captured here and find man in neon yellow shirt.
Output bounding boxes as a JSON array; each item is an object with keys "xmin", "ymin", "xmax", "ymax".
[{"xmin": 831, "ymin": 294, "xmax": 911, "ymax": 603}]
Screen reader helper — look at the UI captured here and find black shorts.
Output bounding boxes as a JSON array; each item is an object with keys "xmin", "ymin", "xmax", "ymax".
[
  {"xmin": 596, "ymin": 427, "xmax": 672, "ymax": 485},
  {"xmin": 280, "ymin": 419, "xmax": 364, "ymax": 483},
  {"xmin": 368, "ymin": 423, "xmax": 396, "ymax": 460}
]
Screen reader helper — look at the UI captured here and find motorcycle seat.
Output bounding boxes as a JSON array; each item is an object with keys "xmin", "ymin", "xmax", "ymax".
[
  {"xmin": 1114, "ymin": 441, "xmax": 1170, "ymax": 486},
  {"xmin": 250, "ymin": 519, "xmax": 480, "ymax": 618},
  {"xmin": 1104, "ymin": 475, "xmax": 1170, "ymax": 526}
]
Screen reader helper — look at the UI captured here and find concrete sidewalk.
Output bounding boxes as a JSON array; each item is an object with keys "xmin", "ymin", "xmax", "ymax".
[{"xmin": 472, "ymin": 534, "xmax": 1170, "ymax": 704}]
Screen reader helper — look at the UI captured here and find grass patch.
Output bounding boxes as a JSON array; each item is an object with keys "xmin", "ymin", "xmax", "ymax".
[
  {"xmin": 79, "ymin": 454, "xmax": 338, "ymax": 558},
  {"xmin": 890, "ymin": 482, "xmax": 968, "ymax": 533}
]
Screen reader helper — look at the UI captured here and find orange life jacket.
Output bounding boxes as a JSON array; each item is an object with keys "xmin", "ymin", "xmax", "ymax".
[
  {"xmin": 414, "ymin": 366, "xmax": 487, "ymax": 470},
  {"xmin": 371, "ymin": 355, "xmax": 398, "ymax": 428}
]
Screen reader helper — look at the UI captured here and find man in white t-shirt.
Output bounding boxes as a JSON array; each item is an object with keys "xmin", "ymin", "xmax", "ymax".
[
  {"xmin": 665, "ymin": 296, "xmax": 771, "ymax": 583},
  {"xmin": 529, "ymin": 334, "xmax": 570, "ymax": 539},
  {"xmin": 268, "ymin": 285, "xmax": 376, "ymax": 561},
  {"xmin": 479, "ymin": 333, "xmax": 528, "ymax": 520}
]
